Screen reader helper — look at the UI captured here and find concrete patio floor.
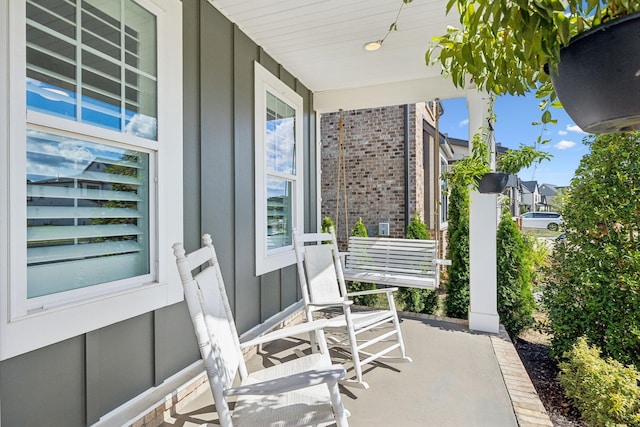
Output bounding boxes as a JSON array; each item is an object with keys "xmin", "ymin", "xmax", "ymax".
[{"xmin": 161, "ymin": 313, "xmax": 552, "ymax": 427}]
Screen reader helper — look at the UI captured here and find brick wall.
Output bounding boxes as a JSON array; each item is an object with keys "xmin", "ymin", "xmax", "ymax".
[{"xmin": 321, "ymin": 105, "xmax": 425, "ymax": 249}]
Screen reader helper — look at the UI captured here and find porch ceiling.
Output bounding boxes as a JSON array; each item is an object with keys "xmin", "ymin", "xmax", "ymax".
[{"xmin": 209, "ymin": 0, "xmax": 467, "ymax": 112}]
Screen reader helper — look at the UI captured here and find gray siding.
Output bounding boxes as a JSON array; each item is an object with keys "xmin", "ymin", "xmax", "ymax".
[{"xmin": 0, "ymin": 0, "xmax": 317, "ymax": 424}]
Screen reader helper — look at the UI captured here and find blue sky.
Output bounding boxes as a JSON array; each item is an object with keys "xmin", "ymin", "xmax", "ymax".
[{"xmin": 439, "ymin": 93, "xmax": 591, "ymax": 187}]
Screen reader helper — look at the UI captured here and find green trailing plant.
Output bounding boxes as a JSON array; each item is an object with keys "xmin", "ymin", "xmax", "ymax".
[
  {"xmin": 399, "ymin": 212, "xmax": 439, "ymax": 315},
  {"xmin": 426, "ymin": 0, "xmax": 640, "ymax": 121},
  {"xmin": 444, "ymin": 181, "xmax": 470, "ymax": 319},
  {"xmin": 496, "ymin": 208, "xmax": 535, "ymax": 337},
  {"xmin": 559, "ymin": 337, "xmax": 640, "ymax": 427},
  {"xmin": 447, "ymin": 114, "xmax": 550, "ymax": 192},
  {"xmin": 373, "ymin": 0, "xmax": 415, "ymax": 48},
  {"xmin": 426, "ymin": 0, "xmax": 640, "ymax": 156},
  {"xmin": 544, "ymin": 132, "xmax": 640, "ymax": 368},
  {"xmin": 348, "ymin": 218, "xmax": 378, "ymax": 307},
  {"xmin": 497, "ymin": 144, "xmax": 552, "ymax": 176},
  {"xmin": 447, "ymin": 131, "xmax": 491, "ymax": 190}
]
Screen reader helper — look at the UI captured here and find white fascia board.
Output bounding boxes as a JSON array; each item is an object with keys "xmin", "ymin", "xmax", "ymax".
[{"xmin": 313, "ymin": 76, "xmax": 466, "ymax": 113}]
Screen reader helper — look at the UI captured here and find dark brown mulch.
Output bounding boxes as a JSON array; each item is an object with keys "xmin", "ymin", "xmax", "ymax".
[{"xmin": 514, "ymin": 338, "xmax": 587, "ymax": 427}]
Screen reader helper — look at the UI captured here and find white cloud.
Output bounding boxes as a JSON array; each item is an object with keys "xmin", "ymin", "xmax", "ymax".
[
  {"xmin": 554, "ymin": 140, "xmax": 576, "ymax": 150},
  {"xmin": 558, "ymin": 130, "xmax": 568, "ymax": 136},
  {"xmin": 566, "ymin": 124, "xmax": 586, "ymax": 134},
  {"xmin": 458, "ymin": 118, "xmax": 469, "ymax": 127}
]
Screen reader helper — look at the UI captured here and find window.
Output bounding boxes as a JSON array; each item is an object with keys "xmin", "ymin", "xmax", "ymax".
[
  {"xmin": 0, "ymin": 0, "xmax": 183, "ymax": 360},
  {"xmin": 26, "ymin": 0, "xmax": 158, "ymax": 138},
  {"xmin": 27, "ymin": 132, "xmax": 151, "ymax": 298},
  {"xmin": 254, "ymin": 62, "xmax": 304, "ymax": 275}
]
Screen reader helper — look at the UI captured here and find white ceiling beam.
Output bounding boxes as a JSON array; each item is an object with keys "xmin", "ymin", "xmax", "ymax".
[{"xmin": 313, "ymin": 76, "xmax": 466, "ymax": 113}]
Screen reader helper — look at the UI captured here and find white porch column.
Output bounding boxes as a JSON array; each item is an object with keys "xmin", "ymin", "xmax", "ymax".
[{"xmin": 466, "ymin": 90, "xmax": 500, "ymax": 334}]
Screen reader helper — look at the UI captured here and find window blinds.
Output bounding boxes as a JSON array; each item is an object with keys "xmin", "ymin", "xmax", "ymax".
[{"xmin": 26, "ymin": 130, "xmax": 150, "ymax": 298}]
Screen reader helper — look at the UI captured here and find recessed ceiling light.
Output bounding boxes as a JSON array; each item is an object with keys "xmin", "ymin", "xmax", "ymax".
[{"xmin": 364, "ymin": 41, "xmax": 382, "ymax": 52}]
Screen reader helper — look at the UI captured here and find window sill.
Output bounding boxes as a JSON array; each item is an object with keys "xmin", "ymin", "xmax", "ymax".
[{"xmin": 0, "ymin": 278, "xmax": 181, "ymax": 360}]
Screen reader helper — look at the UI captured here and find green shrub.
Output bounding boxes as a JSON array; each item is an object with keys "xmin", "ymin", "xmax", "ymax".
[
  {"xmin": 559, "ymin": 337, "xmax": 640, "ymax": 427},
  {"xmin": 406, "ymin": 211, "xmax": 430, "ymax": 239},
  {"xmin": 496, "ymin": 208, "xmax": 535, "ymax": 337},
  {"xmin": 544, "ymin": 132, "xmax": 640, "ymax": 367},
  {"xmin": 348, "ymin": 218, "xmax": 377, "ymax": 306},
  {"xmin": 444, "ymin": 182, "xmax": 470, "ymax": 319},
  {"xmin": 522, "ymin": 234, "xmax": 549, "ymax": 291},
  {"xmin": 321, "ymin": 216, "xmax": 335, "ymax": 234},
  {"xmin": 398, "ymin": 212, "xmax": 438, "ymax": 315},
  {"xmin": 350, "ymin": 217, "xmax": 367, "ymax": 237}
]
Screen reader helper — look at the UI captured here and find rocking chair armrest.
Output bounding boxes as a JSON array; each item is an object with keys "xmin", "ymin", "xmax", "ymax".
[
  {"xmin": 347, "ymin": 287, "xmax": 399, "ymax": 297},
  {"xmin": 240, "ymin": 319, "xmax": 330, "ymax": 349},
  {"xmin": 307, "ymin": 300, "xmax": 353, "ymax": 309},
  {"xmin": 224, "ymin": 366, "xmax": 346, "ymax": 397}
]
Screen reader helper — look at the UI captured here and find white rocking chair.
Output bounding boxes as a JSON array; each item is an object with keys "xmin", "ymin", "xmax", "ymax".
[
  {"xmin": 293, "ymin": 228, "xmax": 412, "ymax": 389},
  {"xmin": 173, "ymin": 234, "xmax": 349, "ymax": 427}
]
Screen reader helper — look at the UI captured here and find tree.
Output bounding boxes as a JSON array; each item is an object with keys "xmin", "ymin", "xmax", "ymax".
[
  {"xmin": 496, "ymin": 208, "xmax": 535, "ymax": 337},
  {"xmin": 544, "ymin": 132, "xmax": 640, "ymax": 367},
  {"xmin": 444, "ymin": 181, "xmax": 470, "ymax": 318},
  {"xmin": 399, "ymin": 212, "xmax": 438, "ymax": 314}
]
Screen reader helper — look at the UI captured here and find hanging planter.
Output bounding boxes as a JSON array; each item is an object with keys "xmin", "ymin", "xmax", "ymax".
[
  {"xmin": 550, "ymin": 12, "xmax": 640, "ymax": 134},
  {"xmin": 478, "ymin": 172, "xmax": 510, "ymax": 194}
]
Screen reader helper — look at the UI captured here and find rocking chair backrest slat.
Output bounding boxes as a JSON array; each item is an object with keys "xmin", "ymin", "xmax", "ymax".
[
  {"xmin": 194, "ymin": 266, "xmax": 242, "ymax": 388},
  {"xmin": 304, "ymin": 244, "xmax": 343, "ymax": 303}
]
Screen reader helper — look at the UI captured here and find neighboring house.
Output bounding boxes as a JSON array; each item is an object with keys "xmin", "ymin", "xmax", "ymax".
[
  {"xmin": 521, "ymin": 180, "xmax": 542, "ymax": 212},
  {"xmin": 503, "ymin": 174, "xmax": 523, "ymax": 217},
  {"xmin": 448, "ymin": 136, "xmax": 472, "ymax": 161},
  {"xmin": 0, "ymin": 1, "xmax": 500, "ymax": 425},
  {"xmin": 320, "ymin": 103, "xmax": 454, "ymax": 253},
  {"xmin": 447, "ymin": 137, "xmax": 509, "ymax": 161},
  {"xmin": 539, "ymin": 183, "xmax": 566, "ymax": 211}
]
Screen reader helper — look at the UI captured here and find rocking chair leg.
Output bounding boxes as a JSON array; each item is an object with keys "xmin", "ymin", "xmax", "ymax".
[
  {"xmin": 328, "ymin": 382, "xmax": 349, "ymax": 427},
  {"xmin": 387, "ymin": 293, "xmax": 408, "ymax": 359}
]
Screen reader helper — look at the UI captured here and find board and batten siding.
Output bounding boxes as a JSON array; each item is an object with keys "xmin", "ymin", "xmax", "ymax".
[{"xmin": 0, "ymin": 0, "xmax": 317, "ymax": 424}]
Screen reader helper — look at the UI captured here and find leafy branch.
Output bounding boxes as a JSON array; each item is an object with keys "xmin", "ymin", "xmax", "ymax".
[{"xmin": 426, "ymin": 0, "xmax": 640, "ymax": 132}]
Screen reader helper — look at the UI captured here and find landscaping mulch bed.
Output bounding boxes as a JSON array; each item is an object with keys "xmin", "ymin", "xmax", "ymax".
[{"xmin": 514, "ymin": 331, "xmax": 586, "ymax": 427}]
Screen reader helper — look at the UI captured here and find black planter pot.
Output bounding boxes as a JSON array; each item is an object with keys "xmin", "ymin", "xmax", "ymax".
[
  {"xmin": 478, "ymin": 172, "xmax": 510, "ymax": 194},
  {"xmin": 550, "ymin": 12, "xmax": 640, "ymax": 134}
]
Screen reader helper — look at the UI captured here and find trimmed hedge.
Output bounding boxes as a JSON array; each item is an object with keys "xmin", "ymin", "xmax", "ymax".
[
  {"xmin": 496, "ymin": 208, "xmax": 535, "ymax": 337},
  {"xmin": 444, "ymin": 182, "xmax": 470, "ymax": 319}
]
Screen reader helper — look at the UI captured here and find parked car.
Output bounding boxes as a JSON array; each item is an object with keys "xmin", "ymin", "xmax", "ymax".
[{"xmin": 521, "ymin": 212, "xmax": 563, "ymax": 231}]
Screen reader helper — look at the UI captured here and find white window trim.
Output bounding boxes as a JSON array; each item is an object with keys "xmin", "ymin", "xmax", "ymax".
[
  {"xmin": 254, "ymin": 62, "xmax": 304, "ymax": 276},
  {"xmin": 0, "ymin": 0, "xmax": 184, "ymax": 360}
]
